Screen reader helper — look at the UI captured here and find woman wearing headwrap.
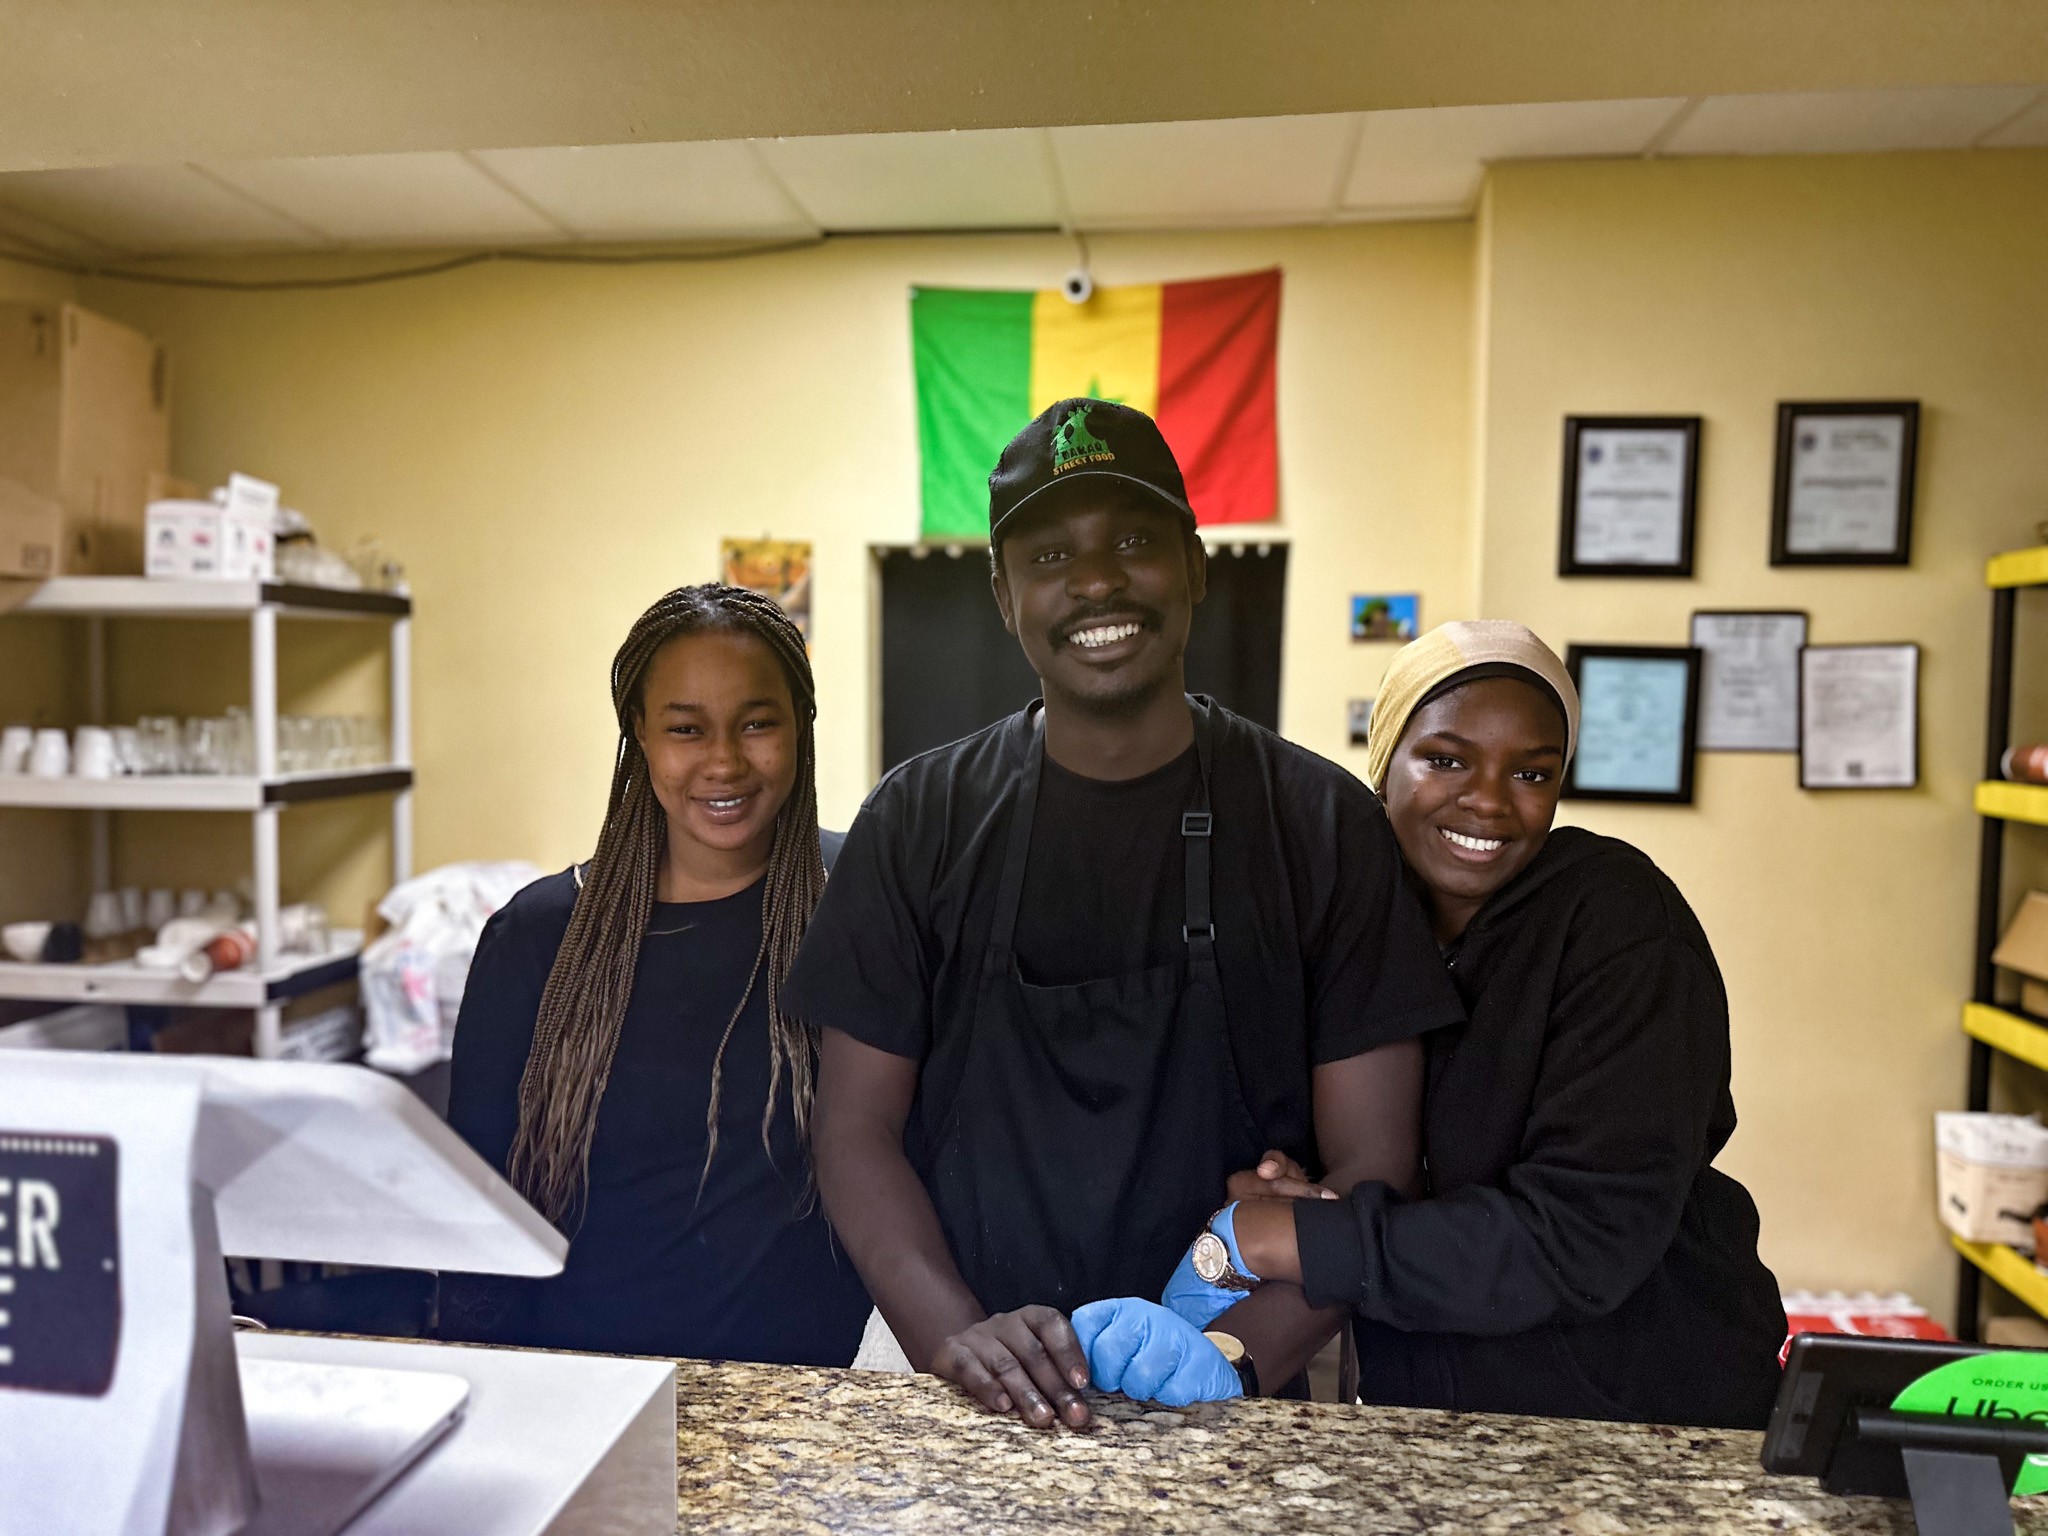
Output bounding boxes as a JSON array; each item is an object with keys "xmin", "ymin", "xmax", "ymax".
[{"xmin": 1146, "ymin": 620, "xmax": 1785, "ymax": 1428}]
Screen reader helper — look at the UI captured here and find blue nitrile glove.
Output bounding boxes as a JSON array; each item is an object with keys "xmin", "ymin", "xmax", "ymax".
[
  {"xmin": 1160, "ymin": 1202, "xmax": 1260, "ymax": 1329},
  {"xmin": 1071, "ymin": 1297, "xmax": 1243, "ymax": 1406}
]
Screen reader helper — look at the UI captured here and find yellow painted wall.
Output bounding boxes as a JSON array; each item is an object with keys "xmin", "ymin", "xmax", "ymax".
[
  {"xmin": 73, "ymin": 225, "xmax": 1476, "ymax": 929},
  {"xmin": 1471, "ymin": 150, "xmax": 2048, "ymax": 1316}
]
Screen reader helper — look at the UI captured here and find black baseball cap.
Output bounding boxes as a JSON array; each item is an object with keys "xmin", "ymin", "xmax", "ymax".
[{"xmin": 987, "ymin": 397, "xmax": 1197, "ymax": 542}]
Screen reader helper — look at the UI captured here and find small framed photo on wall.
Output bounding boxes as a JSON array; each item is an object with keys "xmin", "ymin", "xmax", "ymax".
[
  {"xmin": 1770, "ymin": 401, "xmax": 1919, "ymax": 566},
  {"xmin": 1799, "ymin": 643, "xmax": 1919, "ymax": 789},
  {"xmin": 1558, "ymin": 416, "xmax": 1701, "ymax": 578},
  {"xmin": 1350, "ymin": 594, "xmax": 1419, "ymax": 642},
  {"xmin": 1563, "ymin": 644, "xmax": 1703, "ymax": 804}
]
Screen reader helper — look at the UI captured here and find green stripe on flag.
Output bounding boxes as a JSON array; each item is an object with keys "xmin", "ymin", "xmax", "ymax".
[{"xmin": 911, "ymin": 287, "xmax": 1034, "ymax": 539}]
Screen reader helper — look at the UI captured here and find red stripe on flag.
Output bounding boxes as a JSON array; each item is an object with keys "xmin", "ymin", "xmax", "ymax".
[{"xmin": 1156, "ymin": 270, "xmax": 1280, "ymax": 525}]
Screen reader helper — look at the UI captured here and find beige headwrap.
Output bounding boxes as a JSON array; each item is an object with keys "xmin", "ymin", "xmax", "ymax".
[{"xmin": 1363, "ymin": 620, "xmax": 1580, "ymax": 792}]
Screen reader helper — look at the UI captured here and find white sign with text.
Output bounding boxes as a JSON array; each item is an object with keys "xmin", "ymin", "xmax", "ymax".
[{"xmin": 0, "ymin": 1056, "xmax": 256, "ymax": 1536}]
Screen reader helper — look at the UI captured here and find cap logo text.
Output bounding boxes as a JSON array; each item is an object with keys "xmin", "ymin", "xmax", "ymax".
[{"xmin": 1051, "ymin": 405, "xmax": 1115, "ymax": 475}]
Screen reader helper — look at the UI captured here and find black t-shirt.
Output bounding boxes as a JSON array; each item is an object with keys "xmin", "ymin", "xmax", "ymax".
[
  {"xmin": 441, "ymin": 860, "xmax": 871, "ymax": 1366},
  {"xmin": 1016, "ymin": 746, "xmax": 1199, "ymax": 985},
  {"xmin": 784, "ymin": 701, "xmax": 1462, "ymax": 1176}
]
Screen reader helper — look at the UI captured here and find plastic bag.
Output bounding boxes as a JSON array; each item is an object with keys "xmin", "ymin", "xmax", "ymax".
[{"xmin": 359, "ymin": 860, "xmax": 541, "ymax": 1073}]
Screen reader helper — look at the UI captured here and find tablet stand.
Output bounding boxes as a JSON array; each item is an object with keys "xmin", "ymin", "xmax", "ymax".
[
  {"xmin": 1850, "ymin": 1407, "xmax": 2048, "ymax": 1536},
  {"xmin": 0, "ymin": 1053, "xmax": 572, "ymax": 1536}
]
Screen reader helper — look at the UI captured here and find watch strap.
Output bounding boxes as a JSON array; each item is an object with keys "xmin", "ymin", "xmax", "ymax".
[
  {"xmin": 1203, "ymin": 1330, "xmax": 1260, "ymax": 1397},
  {"xmin": 1231, "ymin": 1347, "xmax": 1258, "ymax": 1397}
]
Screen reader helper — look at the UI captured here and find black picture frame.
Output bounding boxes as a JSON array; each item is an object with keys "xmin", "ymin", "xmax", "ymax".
[
  {"xmin": 1797, "ymin": 642, "xmax": 1921, "ymax": 791},
  {"xmin": 1562, "ymin": 643, "xmax": 1702, "ymax": 804},
  {"xmin": 1770, "ymin": 400, "xmax": 1919, "ymax": 567},
  {"xmin": 1557, "ymin": 415, "xmax": 1702, "ymax": 578}
]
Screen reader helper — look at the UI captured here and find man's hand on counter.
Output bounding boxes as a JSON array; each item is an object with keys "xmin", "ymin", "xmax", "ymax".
[
  {"xmin": 1072, "ymin": 1298, "xmax": 1243, "ymax": 1406},
  {"xmin": 930, "ymin": 1306, "xmax": 1094, "ymax": 1430}
]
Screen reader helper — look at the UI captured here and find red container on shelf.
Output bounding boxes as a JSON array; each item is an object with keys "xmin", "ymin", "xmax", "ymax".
[{"xmin": 178, "ymin": 926, "xmax": 255, "ymax": 983}]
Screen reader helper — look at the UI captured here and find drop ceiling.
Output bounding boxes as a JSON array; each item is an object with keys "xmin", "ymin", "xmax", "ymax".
[{"xmin": 0, "ymin": 83, "xmax": 2042, "ymax": 260}]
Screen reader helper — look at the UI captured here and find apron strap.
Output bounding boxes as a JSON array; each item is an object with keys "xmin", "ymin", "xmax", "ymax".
[{"xmin": 1182, "ymin": 696, "xmax": 1217, "ymax": 962}]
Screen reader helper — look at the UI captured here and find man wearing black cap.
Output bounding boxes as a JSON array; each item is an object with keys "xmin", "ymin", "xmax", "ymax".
[{"xmin": 791, "ymin": 398, "xmax": 1459, "ymax": 1426}]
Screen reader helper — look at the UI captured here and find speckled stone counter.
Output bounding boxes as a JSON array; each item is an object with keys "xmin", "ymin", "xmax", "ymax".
[{"xmin": 674, "ymin": 1360, "xmax": 2048, "ymax": 1534}]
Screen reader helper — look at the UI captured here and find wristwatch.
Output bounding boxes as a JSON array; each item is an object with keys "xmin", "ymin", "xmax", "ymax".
[
  {"xmin": 1191, "ymin": 1210, "xmax": 1259, "ymax": 1292},
  {"xmin": 1203, "ymin": 1330, "xmax": 1260, "ymax": 1397}
]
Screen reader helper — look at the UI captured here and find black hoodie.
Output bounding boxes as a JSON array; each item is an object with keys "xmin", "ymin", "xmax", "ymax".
[{"xmin": 1293, "ymin": 825, "xmax": 1787, "ymax": 1428}]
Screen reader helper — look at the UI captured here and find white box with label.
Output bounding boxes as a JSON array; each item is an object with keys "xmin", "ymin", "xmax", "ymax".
[
  {"xmin": 145, "ymin": 497, "xmax": 275, "ymax": 581},
  {"xmin": 1936, "ymin": 1111, "xmax": 2048, "ymax": 1247}
]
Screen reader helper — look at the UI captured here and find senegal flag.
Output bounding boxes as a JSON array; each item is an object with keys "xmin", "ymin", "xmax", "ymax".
[{"xmin": 911, "ymin": 268, "xmax": 1280, "ymax": 539}]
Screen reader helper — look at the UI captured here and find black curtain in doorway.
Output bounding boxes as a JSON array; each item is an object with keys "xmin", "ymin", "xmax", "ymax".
[{"xmin": 878, "ymin": 542, "xmax": 1287, "ymax": 773}]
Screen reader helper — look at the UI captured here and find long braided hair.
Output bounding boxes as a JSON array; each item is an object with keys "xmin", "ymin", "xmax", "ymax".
[{"xmin": 507, "ymin": 583, "xmax": 825, "ymax": 1229}]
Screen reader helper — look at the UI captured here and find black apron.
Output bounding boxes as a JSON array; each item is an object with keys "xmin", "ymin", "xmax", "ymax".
[{"xmin": 923, "ymin": 698, "xmax": 1263, "ymax": 1315}]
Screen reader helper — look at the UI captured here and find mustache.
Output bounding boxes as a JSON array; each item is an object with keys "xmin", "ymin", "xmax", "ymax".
[{"xmin": 1048, "ymin": 602, "xmax": 1165, "ymax": 650}]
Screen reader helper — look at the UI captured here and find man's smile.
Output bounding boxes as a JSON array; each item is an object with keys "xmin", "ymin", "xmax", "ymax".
[
  {"xmin": 1068, "ymin": 621, "xmax": 1143, "ymax": 650},
  {"xmin": 1052, "ymin": 605, "xmax": 1161, "ymax": 654}
]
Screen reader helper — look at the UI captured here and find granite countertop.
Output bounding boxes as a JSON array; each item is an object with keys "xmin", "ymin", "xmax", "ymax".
[{"xmin": 674, "ymin": 1360, "xmax": 2048, "ymax": 1535}]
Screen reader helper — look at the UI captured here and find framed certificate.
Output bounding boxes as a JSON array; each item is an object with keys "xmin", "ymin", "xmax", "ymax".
[
  {"xmin": 1771, "ymin": 401, "xmax": 1919, "ymax": 566},
  {"xmin": 1800, "ymin": 643, "xmax": 1919, "ymax": 789},
  {"xmin": 1558, "ymin": 416, "xmax": 1701, "ymax": 578},
  {"xmin": 1689, "ymin": 610, "xmax": 1808, "ymax": 753},
  {"xmin": 1563, "ymin": 644, "xmax": 1702, "ymax": 804}
]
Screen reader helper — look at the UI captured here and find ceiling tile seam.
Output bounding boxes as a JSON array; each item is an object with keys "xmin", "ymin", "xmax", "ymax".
[
  {"xmin": 185, "ymin": 163, "xmax": 337, "ymax": 247},
  {"xmin": 740, "ymin": 141, "xmax": 825, "ymax": 237},
  {"xmin": 0, "ymin": 197, "xmax": 124, "ymax": 259},
  {"xmin": 1327, "ymin": 201, "xmax": 1476, "ymax": 225},
  {"xmin": 459, "ymin": 151, "xmax": 578, "ymax": 240},
  {"xmin": 1322, "ymin": 113, "xmax": 1368, "ymax": 224},
  {"xmin": 1077, "ymin": 209, "xmax": 1382, "ymax": 235},
  {"xmin": 1973, "ymin": 85, "xmax": 2048, "ymax": 146},
  {"xmin": 1035, "ymin": 128, "xmax": 1076, "ymax": 235},
  {"xmin": 1641, "ymin": 97, "xmax": 1706, "ymax": 159}
]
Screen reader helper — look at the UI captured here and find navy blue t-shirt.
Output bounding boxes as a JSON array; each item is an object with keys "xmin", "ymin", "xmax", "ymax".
[{"xmin": 440, "ymin": 849, "xmax": 870, "ymax": 1366}]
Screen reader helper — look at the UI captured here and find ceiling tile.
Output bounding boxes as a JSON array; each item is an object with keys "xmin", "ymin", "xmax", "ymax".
[
  {"xmin": 474, "ymin": 141, "xmax": 816, "ymax": 239},
  {"xmin": 1979, "ymin": 89, "xmax": 2048, "ymax": 147},
  {"xmin": 1666, "ymin": 85, "xmax": 2042, "ymax": 155},
  {"xmin": 0, "ymin": 196, "xmax": 117, "ymax": 257},
  {"xmin": 755, "ymin": 128, "xmax": 1057, "ymax": 231},
  {"xmin": 202, "ymin": 152, "xmax": 562, "ymax": 245},
  {"xmin": 0, "ymin": 164, "xmax": 317, "ymax": 253},
  {"xmin": 1342, "ymin": 97, "xmax": 1687, "ymax": 212},
  {"xmin": 1051, "ymin": 114, "xmax": 1354, "ymax": 229}
]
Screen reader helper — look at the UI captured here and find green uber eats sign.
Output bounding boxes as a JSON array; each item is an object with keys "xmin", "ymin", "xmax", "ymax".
[{"xmin": 1893, "ymin": 1351, "xmax": 2048, "ymax": 1496}]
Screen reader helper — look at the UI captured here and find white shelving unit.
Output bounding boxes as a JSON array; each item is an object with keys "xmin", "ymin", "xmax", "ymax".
[
  {"xmin": 0, "ymin": 930, "xmax": 364, "ymax": 1008},
  {"xmin": 2, "ymin": 577, "xmax": 413, "ymax": 1058}
]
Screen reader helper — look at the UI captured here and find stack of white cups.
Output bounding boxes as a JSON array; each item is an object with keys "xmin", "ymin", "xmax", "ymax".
[{"xmin": 0, "ymin": 724, "xmax": 145, "ymax": 779}]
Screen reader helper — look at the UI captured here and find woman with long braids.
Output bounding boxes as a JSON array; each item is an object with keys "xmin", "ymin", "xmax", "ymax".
[{"xmin": 440, "ymin": 583, "xmax": 872, "ymax": 1366}]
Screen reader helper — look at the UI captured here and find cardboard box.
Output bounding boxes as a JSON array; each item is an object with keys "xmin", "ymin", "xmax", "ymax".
[
  {"xmin": 1986, "ymin": 1315, "xmax": 2048, "ymax": 1348},
  {"xmin": 1994, "ymin": 891, "xmax": 2048, "ymax": 1017},
  {"xmin": 0, "ymin": 301, "xmax": 170, "ymax": 574},
  {"xmin": 0, "ymin": 476, "xmax": 62, "ymax": 579},
  {"xmin": 1779, "ymin": 1290, "xmax": 1950, "ymax": 1343},
  {"xmin": 1936, "ymin": 1111, "xmax": 2048, "ymax": 1247}
]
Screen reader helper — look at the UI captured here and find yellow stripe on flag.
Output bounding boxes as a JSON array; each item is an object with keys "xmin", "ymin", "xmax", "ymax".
[{"xmin": 1028, "ymin": 283, "xmax": 1163, "ymax": 417}]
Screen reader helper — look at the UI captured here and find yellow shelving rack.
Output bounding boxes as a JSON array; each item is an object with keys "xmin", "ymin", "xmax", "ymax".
[{"xmin": 1957, "ymin": 546, "xmax": 2048, "ymax": 1336}]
